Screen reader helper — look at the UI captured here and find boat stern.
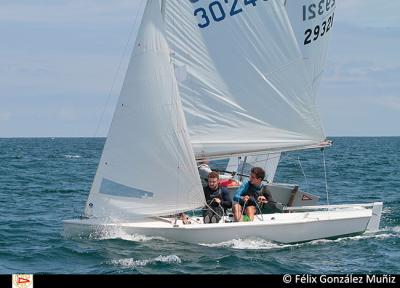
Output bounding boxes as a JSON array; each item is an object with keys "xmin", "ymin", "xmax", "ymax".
[{"xmin": 365, "ymin": 202, "xmax": 383, "ymax": 232}]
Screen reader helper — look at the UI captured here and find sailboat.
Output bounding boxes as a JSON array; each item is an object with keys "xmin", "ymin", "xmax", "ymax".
[{"xmin": 64, "ymin": 0, "xmax": 383, "ymax": 244}]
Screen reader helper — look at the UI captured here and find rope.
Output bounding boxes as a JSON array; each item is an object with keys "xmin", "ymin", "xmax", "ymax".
[
  {"xmin": 322, "ymin": 149, "xmax": 330, "ymax": 206},
  {"xmin": 241, "ymin": 200, "xmax": 247, "ymax": 217},
  {"xmin": 252, "ymin": 197, "xmax": 265, "ymax": 221},
  {"xmin": 297, "ymin": 156, "xmax": 310, "ymax": 192},
  {"xmin": 204, "ymin": 199, "xmax": 226, "ymax": 223},
  {"xmin": 93, "ymin": 0, "xmax": 145, "ymax": 137},
  {"xmin": 240, "ymin": 198, "xmax": 265, "ymax": 221}
]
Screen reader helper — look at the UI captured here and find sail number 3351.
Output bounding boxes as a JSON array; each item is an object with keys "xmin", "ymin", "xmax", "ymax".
[{"xmin": 192, "ymin": 0, "xmax": 268, "ymax": 29}]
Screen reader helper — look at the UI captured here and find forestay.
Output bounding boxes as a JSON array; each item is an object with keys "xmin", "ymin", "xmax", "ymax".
[
  {"xmin": 85, "ymin": 0, "xmax": 205, "ymax": 219},
  {"xmin": 164, "ymin": 0, "xmax": 325, "ymax": 159}
]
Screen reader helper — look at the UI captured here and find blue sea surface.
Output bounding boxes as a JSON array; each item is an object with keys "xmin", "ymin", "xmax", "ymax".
[{"xmin": 0, "ymin": 137, "xmax": 399, "ymax": 274}]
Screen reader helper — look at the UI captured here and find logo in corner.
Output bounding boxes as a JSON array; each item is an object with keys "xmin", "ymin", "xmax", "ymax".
[{"xmin": 12, "ymin": 274, "xmax": 33, "ymax": 288}]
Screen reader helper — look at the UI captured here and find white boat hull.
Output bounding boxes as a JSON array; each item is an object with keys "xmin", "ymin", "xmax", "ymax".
[{"xmin": 64, "ymin": 202, "xmax": 382, "ymax": 244}]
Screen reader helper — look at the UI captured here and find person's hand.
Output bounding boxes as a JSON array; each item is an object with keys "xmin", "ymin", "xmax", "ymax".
[
  {"xmin": 242, "ymin": 195, "xmax": 250, "ymax": 202},
  {"xmin": 258, "ymin": 196, "xmax": 267, "ymax": 203},
  {"xmin": 214, "ymin": 198, "xmax": 221, "ymax": 204}
]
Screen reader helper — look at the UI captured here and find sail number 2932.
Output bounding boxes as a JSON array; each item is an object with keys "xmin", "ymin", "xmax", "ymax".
[
  {"xmin": 192, "ymin": 0, "xmax": 268, "ymax": 29},
  {"xmin": 304, "ymin": 13, "xmax": 334, "ymax": 45}
]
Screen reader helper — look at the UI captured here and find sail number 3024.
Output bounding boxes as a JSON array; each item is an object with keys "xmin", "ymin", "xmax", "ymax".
[
  {"xmin": 193, "ymin": 0, "xmax": 268, "ymax": 29},
  {"xmin": 304, "ymin": 13, "xmax": 334, "ymax": 45}
]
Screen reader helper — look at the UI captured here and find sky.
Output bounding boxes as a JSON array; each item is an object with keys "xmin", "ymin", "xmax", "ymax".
[{"xmin": 0, "ymin": 0, "xmax": 399, "ymax": 137}]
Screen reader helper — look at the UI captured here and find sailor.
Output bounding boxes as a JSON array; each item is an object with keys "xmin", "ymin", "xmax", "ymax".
[
  {"xmin": 203, "ymin": 171, "xmax": 232, "ymax": 223},
  {"xmin": 232, "ymin": 167, "xmax": 276, "ymax": 221}
]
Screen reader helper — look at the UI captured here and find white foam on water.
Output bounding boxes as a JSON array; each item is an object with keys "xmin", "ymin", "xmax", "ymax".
[
  {"xmin": 200, "ymin": 238, "xmax": 295, "ymax": 250},
  {"xmin": 88, "ymin": 226, "xmax": 166, "ymax": 242},
  {"xmin": 388, "ymin": 225, "xmax": 400, "ymax": 233},
  {"xmin": 64, "ymin": 154, "xmax": 81, "ymax": 159},
  {"xmin": 111, "ymin": 255, "xmax": 181, "ymax": 268},
  {"xmin": 307, "ymin": 229, "xmax": 400, "ymax": 246},
  {"xmin": 200, "ymin": 226, "xmax": 400, "ymax": 250},
  {"xmin": 371, "ymin": 225, "xmax": 400, "ymax": 239}
]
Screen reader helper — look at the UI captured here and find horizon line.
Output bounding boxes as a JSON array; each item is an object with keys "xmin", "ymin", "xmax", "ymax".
[{"xmin": 1, "ymin": 135, "xmax": 400, "ymax": 139}]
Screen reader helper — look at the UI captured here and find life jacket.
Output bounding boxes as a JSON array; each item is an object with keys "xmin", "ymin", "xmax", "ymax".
[
  {"xmin": 243, "ymin": 183, "xmax": 264, "ymax": 199},
  {"xmin": 218, "ymin": 178, "xmax": 240, "ymax": 188}
]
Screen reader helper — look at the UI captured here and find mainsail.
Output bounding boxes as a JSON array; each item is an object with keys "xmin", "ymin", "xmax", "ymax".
[
  {"xmin": 164, "ymin": 0, "xmax": 325, "ymax": 159},
  {"xmin": 234, "ymin": 0, "xmax": 336, "ymax": 182},
  {"xmin": 85, "ymin": 0, "xmax": 205, "ymax": 219}
]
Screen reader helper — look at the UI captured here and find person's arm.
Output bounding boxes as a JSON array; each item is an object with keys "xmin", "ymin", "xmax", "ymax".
[
  {"xmin": 233, "ymin": 181, "xmax": 248, "ymax": 202},
  {"xmin": 260, "ymin": 186, "xmax": 282, "ymax": 211},
  {"xmin": 220, "ymin": 187, "xmax": 232, "ymax": 208},
  {"xmin": 257, "ymin": 186, "xmax": 273, "ymax": 203},
  {"xmin": 264, "ymin": 186, "xmax": 274, "ymax": 202},
  {"xmin": 203, "ymin": 186, "xmax": 210, "ymax": 201}
]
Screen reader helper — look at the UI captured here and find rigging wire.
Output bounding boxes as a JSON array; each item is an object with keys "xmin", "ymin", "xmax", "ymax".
[
  {"xmin": 322, "ymin": 148, "xmax": 330, "ymax": 206},
  {"xmin": 92, "ymin": 0, "xmax": 146, "ymax": 137},
  {"xmin": 297, "ymin": 156, "xmax": 310, "ymax": 192},
  {"xmin": 239, "ymin": 156, "xmax": 247, "ymax": 182}
]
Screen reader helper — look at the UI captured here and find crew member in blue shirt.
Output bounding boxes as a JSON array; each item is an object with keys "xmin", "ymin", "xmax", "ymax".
[{"xmin": 232, "ymin": 167, "xmax": 271, "ymax": 221}]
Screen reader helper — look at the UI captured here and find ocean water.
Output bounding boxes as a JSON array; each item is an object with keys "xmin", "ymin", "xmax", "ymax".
[{"xmin": 0, "ymin": 137, "xmax": 399, "ymax": 274}]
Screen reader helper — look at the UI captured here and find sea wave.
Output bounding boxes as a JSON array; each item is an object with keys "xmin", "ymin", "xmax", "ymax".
[
  {"xmin": 200, "ymin": 238, "xmax": 294, "ymax": 250},
  {"xmin": 391, "ymin": 226, "xmax": 400, "ymax": 233},
  {"xmin": 199, "ymin": 226, "xmax": 400, "ymax": 250},
  {"xmin": 88, "ymin": 227, "xmax": 167, "ymax": 242},
  {"xmin": 64, "ymin": 154, "xmax": 81, "ymax": 159},
  {"xmin": 308, "ymin": 229, "xmax": 400, "ymax": 245},
  {"xmin": 111, "ymin": 255, "xmax": 181, "ymax": 268}
]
